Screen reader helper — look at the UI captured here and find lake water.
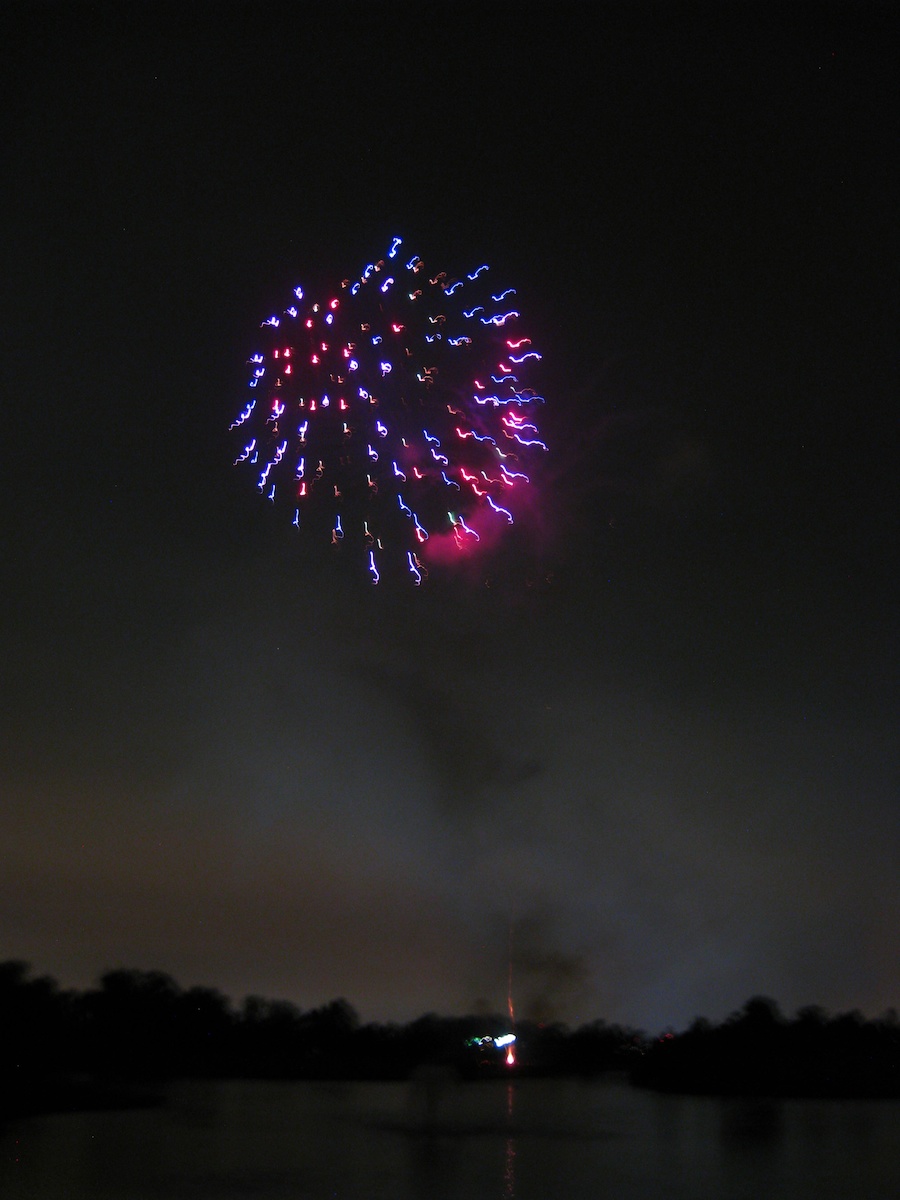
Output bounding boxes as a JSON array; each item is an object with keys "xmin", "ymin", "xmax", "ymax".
[{"xmin": 2, "ymin": 1076, "xmax": 898, "ymax": 1199}]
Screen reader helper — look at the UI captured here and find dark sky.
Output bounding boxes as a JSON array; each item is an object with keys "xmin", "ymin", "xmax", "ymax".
[{"xmin": 1, "ymin": 2, "xmax": 896, "ymax": 1031}]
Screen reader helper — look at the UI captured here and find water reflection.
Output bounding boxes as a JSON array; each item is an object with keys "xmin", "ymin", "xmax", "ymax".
[
  {"xmin": 719, "ymin": 1097, "xmax": 783, "ymax": 1144},
  {"xmin": 406, "ymin": 1063, "xmax": 459, "ymax": 1132},
  {"xmin": 1, "ymin": 1078, "xmax": 898, "ymax": 1200},
  {"xmin": 503, "ymin": 1082, "xmax": 516, "ymax": 1199},
  {"xmin": 400, "ymin": 1068, "xmax": 519, "ymax": 1198}
]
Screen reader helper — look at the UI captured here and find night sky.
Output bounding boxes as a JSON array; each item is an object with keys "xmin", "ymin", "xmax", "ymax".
[{"xmin": 2, "ymin": 3, "xmax": 896, "ymax": 1032}]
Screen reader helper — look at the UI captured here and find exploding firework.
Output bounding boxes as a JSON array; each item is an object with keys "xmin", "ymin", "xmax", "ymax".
[{"xmin": 230, "ymin": 237, "xmax": 547, "ymax": 584}]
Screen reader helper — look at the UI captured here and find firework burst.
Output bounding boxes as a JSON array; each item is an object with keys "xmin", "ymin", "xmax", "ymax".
[{"xmin": 231, "ymin": 238, "xmax": 547, "ymax": 584}]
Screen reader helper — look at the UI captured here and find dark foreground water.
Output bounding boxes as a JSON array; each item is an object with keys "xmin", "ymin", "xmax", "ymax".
[{"xmin": 2, "ymin": 1076, "xmax": 899, "ymax": 1199}]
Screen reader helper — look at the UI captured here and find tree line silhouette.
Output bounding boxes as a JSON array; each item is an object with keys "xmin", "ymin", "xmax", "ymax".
[
  {"xmin": 2, "ymin": 962, "xmax": 897, "ymax": 1116},
  {"xmin": 632, "ymin": 995, "xmax": 900, "ymax": 1098},
  {"xmin": 0, "ymin": 961, "xmax": 638, "ymax": 1115}
]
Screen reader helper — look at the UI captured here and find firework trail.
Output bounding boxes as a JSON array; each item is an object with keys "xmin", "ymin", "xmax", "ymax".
[
  {"xmin": 231, "ymin": 237, "xmax": 547, "ymax": 584},
  {"xmin": 506, "ymin": 921, "xmax": 517, "ymax": 1066}
]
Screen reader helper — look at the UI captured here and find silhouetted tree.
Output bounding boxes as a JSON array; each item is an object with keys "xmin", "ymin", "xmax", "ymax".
[
  {"xmin": 4, "ymin": 962, "xmax": 896, "ymax": 1104},
  {"xmin": 173, "ymin": 986, "xmax": 234, "ymax": 1075},
  {"xmin": 632, "ymin": 996, "xmax": 900, "ymax": 1097}
]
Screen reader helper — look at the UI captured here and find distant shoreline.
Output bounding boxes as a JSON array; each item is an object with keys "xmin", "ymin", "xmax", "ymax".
[{"xmin": 2, "ymin": 963, "xmax": 898, "ymax": 1111}]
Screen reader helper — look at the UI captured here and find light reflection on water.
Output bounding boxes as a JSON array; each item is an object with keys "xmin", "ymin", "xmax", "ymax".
[
  {"xmin": 2, "ymin": 1076, "xmax": 899, "ymax": 1200},
  {"xmin": 504, "ymin": 1081, "xmax": 516, "ymax": 1200}
]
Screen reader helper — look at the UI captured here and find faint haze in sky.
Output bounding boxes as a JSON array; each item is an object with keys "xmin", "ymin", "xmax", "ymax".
[{"xmin": 0, "ymin": 2, "xmax": 896, "ymax": 1031}]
